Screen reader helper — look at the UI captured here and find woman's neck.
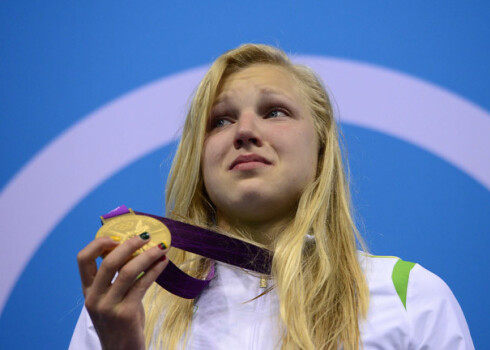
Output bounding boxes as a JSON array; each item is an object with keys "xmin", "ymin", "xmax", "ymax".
[{"xmin": 216, "ymin": 214, "xmax": 293, "ymax": 247}]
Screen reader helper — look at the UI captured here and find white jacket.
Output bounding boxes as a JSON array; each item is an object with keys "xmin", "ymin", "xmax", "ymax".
[{"xmin": 69, "ymin": 255, "xmax": 474, "ymax": 349}]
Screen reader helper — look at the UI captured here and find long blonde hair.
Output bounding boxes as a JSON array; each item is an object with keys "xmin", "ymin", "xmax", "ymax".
[{"xmin": 143, "ymin": 44, "xmax": 369, "ymax": 349}]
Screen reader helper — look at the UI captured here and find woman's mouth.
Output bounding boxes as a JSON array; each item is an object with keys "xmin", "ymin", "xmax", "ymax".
[{"xmin": 229, "ymin": 154, "xmax": 272, "ymax": 170}]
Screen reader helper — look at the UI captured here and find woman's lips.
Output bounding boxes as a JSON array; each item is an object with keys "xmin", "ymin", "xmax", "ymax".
[
  {"xmin": 232, "ymin": 161, "xmax": 269, "ymax": 171},
  {"xmin": 229, "ymin": 154, "xmax": 271, "ymax": 170}
]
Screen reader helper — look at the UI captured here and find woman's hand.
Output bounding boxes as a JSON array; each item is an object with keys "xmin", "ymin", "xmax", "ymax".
[{"xmin": 77, "ymin": 233, "xmax": 169, "ymax": 350}]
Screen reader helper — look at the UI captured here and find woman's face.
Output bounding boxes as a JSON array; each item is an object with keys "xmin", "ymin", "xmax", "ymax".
[{"xmin": 202, "ymin": 64, "xmax": 319, "ymax": 227}]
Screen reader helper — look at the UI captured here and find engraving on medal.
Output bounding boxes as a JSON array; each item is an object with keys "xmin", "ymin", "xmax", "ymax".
[
  {"xmin": 113, "ymin": 222, "xmax": 134, "ymax": 231},
  {"xmin": 96, "ymin": 214, "xmax": 171, "ymax": 257}
]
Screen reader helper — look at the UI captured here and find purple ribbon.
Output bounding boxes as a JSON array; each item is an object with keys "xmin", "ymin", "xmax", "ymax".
[{"xmin": 102, "ymin": 205, "xmax": 272, "ymax": 299}]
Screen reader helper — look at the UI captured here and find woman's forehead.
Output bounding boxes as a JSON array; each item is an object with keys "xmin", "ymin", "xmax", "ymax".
[{"xmin": 214, "ymin": 64, "xmax": 304, "ymax": 104}]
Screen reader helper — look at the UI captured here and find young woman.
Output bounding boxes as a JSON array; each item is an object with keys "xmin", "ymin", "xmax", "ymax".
[{"xmin": 71, "ymin": 44, "xmax": 473, "ymax": 349}]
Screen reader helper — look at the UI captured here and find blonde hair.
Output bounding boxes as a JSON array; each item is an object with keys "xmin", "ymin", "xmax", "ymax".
[{"xmin": 143, "ymin": 44, "xmax": 369, "ymax": 349}]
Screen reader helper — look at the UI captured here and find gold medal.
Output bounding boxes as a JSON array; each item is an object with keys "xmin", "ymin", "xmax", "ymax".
[{"xmin": 96, "ymin": 209, "xmax": 171, "ymax": 256}]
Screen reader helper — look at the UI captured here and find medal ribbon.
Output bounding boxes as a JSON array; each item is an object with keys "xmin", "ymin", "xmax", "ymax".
[{"xmin": 101, "ymin": 205, "xmax": 272, "ymax": 299}]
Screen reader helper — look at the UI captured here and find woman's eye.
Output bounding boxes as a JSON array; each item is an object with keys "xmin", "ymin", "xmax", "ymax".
[
  {"xmin": 212, "ymin": 118, "xmax": 231, "ymax": 129},
  {"xmin": 266, "ymin": 109, "xmax": 288, "ymax": 119}
]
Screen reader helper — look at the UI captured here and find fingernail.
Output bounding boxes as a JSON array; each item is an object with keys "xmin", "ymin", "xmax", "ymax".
[
  {"xmin": 136, "ymin": 271, "xmax": 145, "ymax": 280},
  {"xmin": 160, "ymin": 255, "xmax": 166, "ymax": 262},
  {"xmin": 158, "ymin": 242, "xmax": 167, "ymax": 250},
  {"xmin": 110, "ymin": 235, "xmax": 121, "ymax": 242},
  {"xmin": 139, "ymin": 232, "xmax": 150, "ymax": 240}
]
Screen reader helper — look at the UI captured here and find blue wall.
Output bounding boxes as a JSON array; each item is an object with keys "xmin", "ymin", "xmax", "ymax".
[{"xmin": 1, "ymin": 2, "xmax": 488, "ymax": 348}]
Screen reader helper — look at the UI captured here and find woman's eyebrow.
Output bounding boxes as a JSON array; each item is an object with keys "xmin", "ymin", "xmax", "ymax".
[
  {"xmin": 212, "ymin": 87, "xmax": 298, "ymax": 110},
  {"xmin": 258, "ymin": 88, "xmax": 296, "ymax": 104}
]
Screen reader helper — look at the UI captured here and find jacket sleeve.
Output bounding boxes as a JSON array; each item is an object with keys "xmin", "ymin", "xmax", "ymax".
[
  {"xmin": 406, "ymin": 264, "xmax": 474, "ymax": 350},
  {"xmin": 68, "ymin": 306, "xmax": 102, "ymax": 350}
]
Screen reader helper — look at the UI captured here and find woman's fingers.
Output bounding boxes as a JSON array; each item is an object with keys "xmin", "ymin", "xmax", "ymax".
[
  {"xmin": 77, "ymin": 237, "xmax": 120, "ymax": 293},
  {"xmin": 106, "ymin": 243, "xmax": 169, "ymax": 302},
  {"xmin": 129, "ymin": 254, "xmax": 169, "ymax": 301},
  {"xmin": 90, "ymin": 234, "xmax": 154, "ymax": 295},
  {"xmin": 79, "ymin": 233, "xmax": 169, "ymax": 318}
]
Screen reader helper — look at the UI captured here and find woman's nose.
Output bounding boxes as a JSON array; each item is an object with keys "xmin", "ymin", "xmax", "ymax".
[{"xmin": 233, "ymin": 112, "xmax": 262, "ymax": 149}]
